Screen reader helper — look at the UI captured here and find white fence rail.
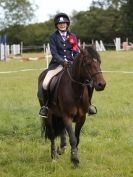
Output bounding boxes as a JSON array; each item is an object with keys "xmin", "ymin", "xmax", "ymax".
[
  {"xmin": 11, "ymin": 44, "xmax": 21, "ymax": 55},
  {"xmin": 0, "ymin": 44, "xmax": 10, "ymax": 61},
  {"xmin": 0, "ymin": 44, "xmax": 21, "ymax": 61}
]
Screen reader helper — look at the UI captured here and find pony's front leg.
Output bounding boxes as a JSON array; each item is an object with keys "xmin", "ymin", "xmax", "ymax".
[
  {"xmin": 75, "ymin": 115, "xmax": 86, "ymax": 146},
  {"xmin": 64, "ymin": 117, "xmax": 79, "ymax": 167}
]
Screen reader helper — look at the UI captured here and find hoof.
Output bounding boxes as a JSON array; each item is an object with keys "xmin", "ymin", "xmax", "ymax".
[
  {"xmin": 57, "ymin": 146, "xmax": 66, "ymax": 155},
  {"xmin": 71, "ymin": 149, "xmax": 79, "ymax": 167},
  {"xmin": 71, "ymin": 158, "xmax": 79, "ymax": 168},
  {"xmin": 51, "ymin": 150, "xmax": 58, "ymax": 160},
  {"xmin": 41, "ymin": 130, "xmax": 45, "ymax": 138},
  {"xmin": 52, "ymin": 159, "xmax": 57, "ymax": 163}
]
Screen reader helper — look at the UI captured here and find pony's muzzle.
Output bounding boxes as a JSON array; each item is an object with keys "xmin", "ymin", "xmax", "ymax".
[{"xmin": 95, "ymin": 81, "xmax": 106, "ymax": 91}]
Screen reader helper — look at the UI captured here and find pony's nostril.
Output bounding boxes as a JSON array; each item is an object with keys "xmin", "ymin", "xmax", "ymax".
[
  {"xmin": 98, "ymin": 82, "xmax": 104, "ymax": 87},
  {"xmin": 97, "ymin": 82, "xmax": 106, "ymax": 90}
]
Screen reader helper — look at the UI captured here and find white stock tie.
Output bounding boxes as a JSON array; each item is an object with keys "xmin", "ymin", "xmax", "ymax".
[{"xmin": 62, "ymin": 35, "xmax": 66, "ymax": 41}]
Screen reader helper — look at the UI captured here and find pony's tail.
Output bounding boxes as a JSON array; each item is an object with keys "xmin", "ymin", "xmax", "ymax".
[
  {"xmin": 52, "ymin": 116, "xmax": 65, "ymax": 137},
  {"xmin": 42, "ymin": 116, "xmax": 65, "ymax": 140}
]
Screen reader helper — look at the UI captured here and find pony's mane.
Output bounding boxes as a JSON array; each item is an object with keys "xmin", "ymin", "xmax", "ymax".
[
  {"xmin": 68, "ymin": 46, "xmax": 101, "ymax": 81},
  {"xmin": 85, "ymin": 46, "xmax": 101, "ymax": 62}
]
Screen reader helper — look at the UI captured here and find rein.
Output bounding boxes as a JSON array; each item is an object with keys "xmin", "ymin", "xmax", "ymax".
[
  {"xmin": 67, "ymin": 68, "xmax": 93, "ymax": 87},
  {"xmin": 67, "ymin": 67, "xmax": 102, "ymax": 87}
]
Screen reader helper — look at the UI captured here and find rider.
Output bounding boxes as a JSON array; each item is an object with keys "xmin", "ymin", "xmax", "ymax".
[{"xmin": 38, "ymin": 12, "xmax": 97, "ymax": 118}]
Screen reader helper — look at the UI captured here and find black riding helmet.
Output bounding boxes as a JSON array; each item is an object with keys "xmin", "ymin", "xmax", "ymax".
[{"xmin": 54, "ymin": 13, "xmax": 70, "ymax": 27}]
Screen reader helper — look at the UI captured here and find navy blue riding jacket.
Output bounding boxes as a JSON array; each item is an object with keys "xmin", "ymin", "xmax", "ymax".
[{"xmin": 48, "ymin": 30, "xmax": 80, "ymax": 70}]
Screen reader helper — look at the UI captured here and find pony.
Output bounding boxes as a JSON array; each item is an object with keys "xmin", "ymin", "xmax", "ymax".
[{"xmin": 37, "ymin": 46, "xmax": 106, "ymax": 167}]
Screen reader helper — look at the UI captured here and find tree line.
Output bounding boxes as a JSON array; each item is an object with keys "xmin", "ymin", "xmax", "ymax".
[{"xmin": 0, "ymin": 0, "xmax": 133, "ymax": 45}]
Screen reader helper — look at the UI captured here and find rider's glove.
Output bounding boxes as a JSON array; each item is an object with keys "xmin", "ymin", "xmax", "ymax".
[{"xmin": 63, "ymin": 60, "xmax": 68, "ymax": 67}]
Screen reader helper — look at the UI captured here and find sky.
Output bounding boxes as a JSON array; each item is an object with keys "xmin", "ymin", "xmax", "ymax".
[{"xmin": 31, "ymin": 0, "xmax": 93, "ymax": 23}]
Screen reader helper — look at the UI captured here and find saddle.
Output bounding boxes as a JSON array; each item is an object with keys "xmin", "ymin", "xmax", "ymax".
[{"xmin": 47, "ymin": 69, "xmax": 64, "ymax": 106}]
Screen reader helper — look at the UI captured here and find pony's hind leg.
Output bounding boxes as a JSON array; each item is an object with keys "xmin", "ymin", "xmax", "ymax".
[
  {"xmin": 58, "ymin": 129, "xmax": 67, "ymax": 155},
  {"xmin": 45, "ymin": 114, "xmax": 58, "ymax": 160},
  {"xmin": 60, "ymin": 129, "xmax": 67, "ymax": 152},
  {"xmin": 48, "ymin": 126, "xmax": 58, "ymax": 160},
  {"xmin": 38, "ymin": 97, "xmax": 46, "ymax": 137},
  {"xmin": 64, "ymin": 117, "xmax": 79, "ymax": 167},
  {"xmin": 49, "ymin": 126, "xmax": 58, "ymax": 160},
  {"xmin": 51, "ymin": 139, "xmax": 58, "ymax": 160},
  {"xmin": 40, "ymin": 117, "xmax": 46, "ymax": 137}
]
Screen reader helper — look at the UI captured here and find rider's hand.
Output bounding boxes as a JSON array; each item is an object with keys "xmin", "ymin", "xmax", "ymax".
[{"xmin": 63, "ymin": 60, "xmax": 68, "ymax": 67}]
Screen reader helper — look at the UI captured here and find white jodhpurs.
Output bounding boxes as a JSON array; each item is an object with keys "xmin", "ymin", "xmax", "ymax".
[{"xmin": 43, "ymin": 65, "xmax": 63, "ymax": 90}]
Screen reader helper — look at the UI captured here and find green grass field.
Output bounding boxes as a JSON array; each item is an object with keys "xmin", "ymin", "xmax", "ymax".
[{"xmin": 0, "ymin": 51, "xmax": 133, "ymax": 177}]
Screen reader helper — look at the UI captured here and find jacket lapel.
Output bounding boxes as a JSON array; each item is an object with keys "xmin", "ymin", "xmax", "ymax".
[{"xmin": 56, "ymin": 30, "xmax": 64, "ymax": 42}]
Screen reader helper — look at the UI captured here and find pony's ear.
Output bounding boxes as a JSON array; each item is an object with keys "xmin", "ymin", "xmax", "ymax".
[
  {"xmin": 79, "ymin": 46, "xmax": 84, "ymax": 54},
  {"xmin": 91, "ymin": 44, "xmax": 96, "ymax": 50}
]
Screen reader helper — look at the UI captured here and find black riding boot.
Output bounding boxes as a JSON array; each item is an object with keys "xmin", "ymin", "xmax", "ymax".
[
  {"xmin": 87, "ymin": 86, "xmax": 97, "ymax": 115},
  {"xmin": 39, "ymin": 89, "xmax": 49, "ymax": 118}
]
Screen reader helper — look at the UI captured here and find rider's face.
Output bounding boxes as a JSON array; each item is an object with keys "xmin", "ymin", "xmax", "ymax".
[{"xmin": 57, "ymin": 23, "xmax": 68, "ymax": 31}]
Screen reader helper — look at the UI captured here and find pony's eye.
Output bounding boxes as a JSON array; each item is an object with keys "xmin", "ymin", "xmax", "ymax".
[
  {"xmin": 87, "ymin": 61, "xmax": 91, "ymax": 65},
  {"xmin": 83, "ymin": 59, "xmax": 90, "ymax": 66},
  {"xmin": 93, "ymin": 58, "xmax": 97, "ymax": 62}
]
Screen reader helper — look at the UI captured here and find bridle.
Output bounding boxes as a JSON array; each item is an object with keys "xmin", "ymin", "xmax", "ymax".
[
  {"xmin": 88, "ymin": 70, "xmax": 102, "ymax": 80},
  {"xmin": 66, "ymin": 65, "xmax": 102, "ymax": 87}
]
